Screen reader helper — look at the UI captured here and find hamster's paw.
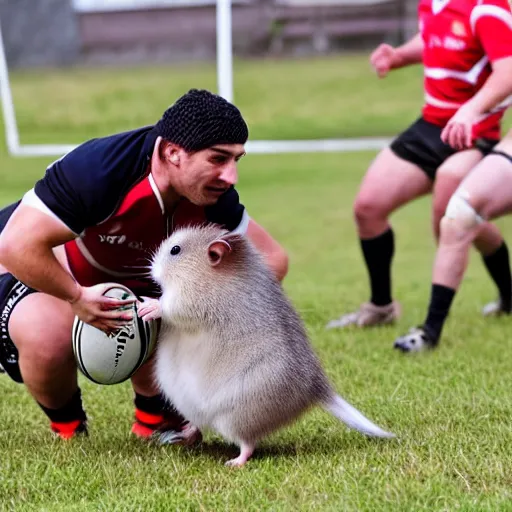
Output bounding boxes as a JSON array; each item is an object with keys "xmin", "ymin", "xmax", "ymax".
[
  {"xmin": 137, "ymin": 297, "xmax": 162, "ymax": 321},
  {"xmin": 225, "ymin": 443, "xmax": 255, "ymax": 467},
  {"xmin": 159, "ymin": 424, "xmax": 202, "ymax": 446}
]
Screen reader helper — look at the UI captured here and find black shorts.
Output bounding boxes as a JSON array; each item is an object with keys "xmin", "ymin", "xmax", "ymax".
[
  {"xmin": 0, "ymin": 200, "xmax": 33, "ymax": 382},
  {"xmin": 390, "ymin": 117, "xmax": 499, "ymax": 180},
  {"xmin": 0, "ymin": 273, "xmax": 37, "ymax": 383},
  {"xmin": 489, "ymin": 149, "xmax": 512, "ymax": 165}
]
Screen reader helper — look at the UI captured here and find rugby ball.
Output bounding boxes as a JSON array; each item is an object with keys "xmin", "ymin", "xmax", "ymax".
[{"xmin": 72, "ymin": 285, "xmax": 159, "ymax": 385}]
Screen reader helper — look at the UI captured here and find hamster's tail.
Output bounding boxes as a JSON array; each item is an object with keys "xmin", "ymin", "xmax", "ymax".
[{"xmin": 322, "ymin": 394, "xmax": 395, "ymax": 438}]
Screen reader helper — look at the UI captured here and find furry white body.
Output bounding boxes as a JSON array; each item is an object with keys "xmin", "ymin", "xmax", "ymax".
[
  {"xmin": 152, "ymin": 226, "xmax": 395, "ymax": 465},
  {"xmin": 156, "ymin": 329, "xmax": 233, "ymax": 435}
]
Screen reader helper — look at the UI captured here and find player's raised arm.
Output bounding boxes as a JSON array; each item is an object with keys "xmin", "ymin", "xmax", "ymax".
[{"xmin": 370, "ymin": 33, "xmax": 423, "ymax": 78}]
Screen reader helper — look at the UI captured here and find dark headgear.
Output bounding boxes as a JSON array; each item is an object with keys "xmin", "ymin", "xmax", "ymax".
[{"xmin": 154, "ymin": 89, "xmax": 249, "ymax": 151}]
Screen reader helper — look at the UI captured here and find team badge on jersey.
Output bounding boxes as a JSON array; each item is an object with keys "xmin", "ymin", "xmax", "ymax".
[{"xmin": 451, "ymin": 20, "xmax": 466, "ymax": 37}]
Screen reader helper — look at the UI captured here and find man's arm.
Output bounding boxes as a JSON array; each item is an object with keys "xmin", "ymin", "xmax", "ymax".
[
  {"xmin": 246, "ymin": 220, "xmax": 289, "ymax": 282},
  {"xmin": 390, "ymin": 33, "xmax": 424, "ymax": 69},
  {"xmin": 0, "ymin": 204, "xmax": 135, "ymax": 331},
  {"xmin": 442, "ymin": 2, "xmax": 512, "ymax": 148},
  {"xmin": 0, "ymin": 204, "xmax": 79, "ymax": 301},
  {"xmin": 370, "ymin": 33, "xmax": 423, "ymax": 78},
  {"xmin": 464, "ymin": 57, "xmax": 512, "ymax": 115},
  {"xmin": 441, "ymin": 57, "xmax": 512, "ymax": 149}
]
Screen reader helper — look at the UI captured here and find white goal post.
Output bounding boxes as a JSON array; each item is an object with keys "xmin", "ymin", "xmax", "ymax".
[{"xmin": 0, "ymin": 0, "xmax": 391, "ymax": 157}]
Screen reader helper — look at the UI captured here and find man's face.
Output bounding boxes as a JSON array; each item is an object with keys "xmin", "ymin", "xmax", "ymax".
[{"xmin": 173, "ymin": 144, "xmax": 246, "ymax": 205}]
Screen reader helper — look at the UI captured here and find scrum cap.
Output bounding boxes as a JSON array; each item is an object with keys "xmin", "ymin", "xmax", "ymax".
[{"xmin": 155, "ymin": 89, "xmax": 249, "ymax": 151}]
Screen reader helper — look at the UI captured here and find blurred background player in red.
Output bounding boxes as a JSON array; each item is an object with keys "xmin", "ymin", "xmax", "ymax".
[
  {"xmin": 396, "ymin": 5, "xmax": 512, "ymax": 350},
  {"xmin": 328, "ymin": 0, "xmax": 512, "ymax": 331},
  {"xmin": 395, "ymin": 131, "xmax": 512, "ymax": 352}
]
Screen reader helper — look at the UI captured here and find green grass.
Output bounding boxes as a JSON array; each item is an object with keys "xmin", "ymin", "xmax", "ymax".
[
  {"xmin": 1, "ymin": 55, "xmax": 512, "ymax": 511},
  {"xmin": 10, "ymin": 54, "xmax": 425, "ymax": 143}
]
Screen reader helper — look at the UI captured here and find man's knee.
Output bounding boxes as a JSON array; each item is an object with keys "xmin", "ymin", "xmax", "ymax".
[
  {"xmin": 9, "ymin": 294, "xmax": 75, "ymax": 367},
  {"xmin": 439, "ymin": 190, "xmax": 484, "ymax": 243},
  {"xmin": 353, "ymin": 194, "xmax": 388, "ymax": 226}
]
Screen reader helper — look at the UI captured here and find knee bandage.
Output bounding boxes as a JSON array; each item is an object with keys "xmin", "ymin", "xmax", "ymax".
[{"xmin": 444, "ymin": 189, "xmax": 484, "ymax": 230}]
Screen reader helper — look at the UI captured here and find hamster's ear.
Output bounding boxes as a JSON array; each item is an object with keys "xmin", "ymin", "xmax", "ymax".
[
  {"xmin": 220, "ymin": 233, "xmax": 243, "ymax": 245},
  {"xmin": 207, "ymin": 240, "xmax": 232, "ymax": 267}
]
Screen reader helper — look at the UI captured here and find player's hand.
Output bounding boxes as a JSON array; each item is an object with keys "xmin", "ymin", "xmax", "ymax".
[
  {"xmin": 137, "ymin": 297, "xmax": 162, "ymax": 322},
  {"xmin": 69, "ymin": 283, "xmax": 136, "ymax": 333},
  {"xmin": 441, "ymin": 103, "xmax": 482, "ymax": 150},
  {"xmin": 370, "ymin": 44, "xmax": 396, "ymax": 78}
]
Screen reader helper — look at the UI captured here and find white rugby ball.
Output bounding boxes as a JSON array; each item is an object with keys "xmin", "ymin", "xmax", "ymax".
[{"xmin": 72, "ymin": 284, "xmax": 159, "ymax": 385}]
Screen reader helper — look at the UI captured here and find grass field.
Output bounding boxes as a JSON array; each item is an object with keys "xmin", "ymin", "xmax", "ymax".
[{"xmin": 1, "ymin": 55, "xmax": 512, "ymax": 511}]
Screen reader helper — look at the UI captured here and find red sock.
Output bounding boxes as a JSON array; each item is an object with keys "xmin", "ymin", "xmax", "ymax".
[
  {"xmin": 38, "ymin": 389, "xmax": 87, "ymax": 439},
  {"xmin": 131, "ymin": 409, "xmax": 164, "ymax": 438},
  {"xmin": 50, "ymin": 419, "xmax": 86, "ymax": 440},
  {"xmin": 132, "ymin": 393, "xmax": 186, "ymax": 438}
]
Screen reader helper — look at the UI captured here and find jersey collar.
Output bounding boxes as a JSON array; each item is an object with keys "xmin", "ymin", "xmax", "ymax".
[
  {"xmin": 141, "ymin": 126, "xmax": 159, "ymax": 163},
  {"xmin": 432, "ymin": 0, "xmax": 451, "ymax": 14}
]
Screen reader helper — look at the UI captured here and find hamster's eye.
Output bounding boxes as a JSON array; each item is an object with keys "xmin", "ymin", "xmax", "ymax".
[{"xmin": 170, "ymin": 245, "xmax": 181, "ymax": 256}]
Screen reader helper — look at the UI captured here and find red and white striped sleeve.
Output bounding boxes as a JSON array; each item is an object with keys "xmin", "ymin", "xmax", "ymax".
[{"xmin": 471, "ymin": 0, "xmax": 512, "ymax": 61}]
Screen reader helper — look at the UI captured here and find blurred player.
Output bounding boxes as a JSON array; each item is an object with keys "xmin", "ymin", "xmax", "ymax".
[
  {"xmin": 328, "ymin": 0, "xmax": 512, "ymax": 330},
  {"xmin": 395, "ymin": 133, "xmax": 512, "ymax": 352}
]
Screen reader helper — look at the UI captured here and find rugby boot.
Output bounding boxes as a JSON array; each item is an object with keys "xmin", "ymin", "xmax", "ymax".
[{"xmin": 326, "ymin": 301, "xmax": 401, "ymax": 329}]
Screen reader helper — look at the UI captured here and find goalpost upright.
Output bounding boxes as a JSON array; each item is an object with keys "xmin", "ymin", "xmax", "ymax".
[
  {"xmin": 0, "ymin": 20, "xmax": 19, "ymax": 156},
  {"xmin": 216, "ymin": 0, "xmax": 234, "ymax": 103}
]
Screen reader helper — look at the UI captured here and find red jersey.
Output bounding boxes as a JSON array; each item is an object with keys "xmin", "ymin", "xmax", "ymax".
[
  {"xmin": 64, "ymin": 174, "xmax": 212, "ymax": 296},
  {"xmin": 419, "ymin": 0, "xmax": 512, "ymax": 140}
]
